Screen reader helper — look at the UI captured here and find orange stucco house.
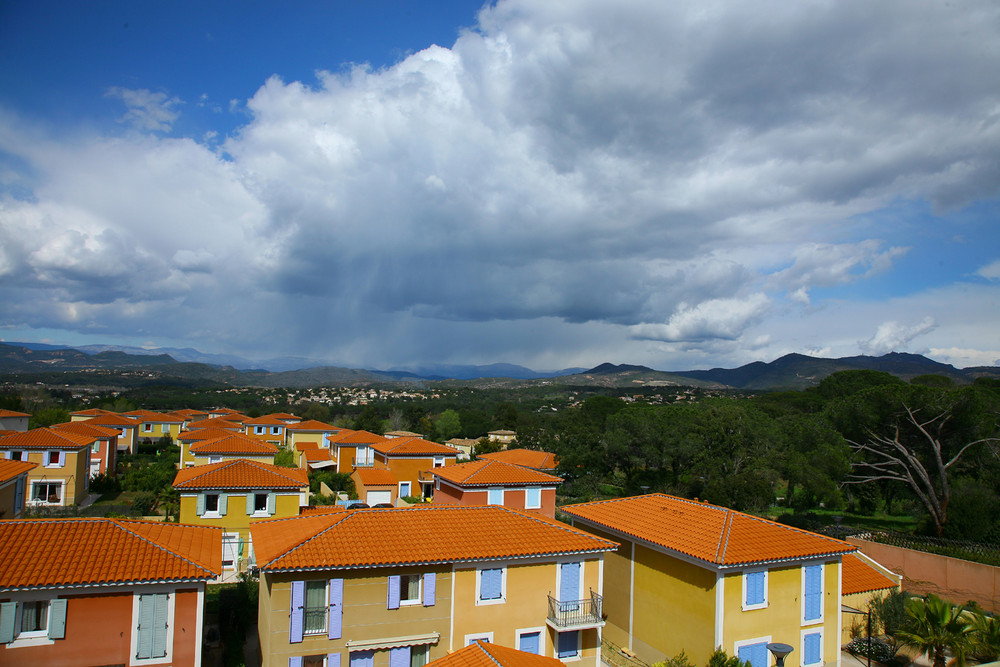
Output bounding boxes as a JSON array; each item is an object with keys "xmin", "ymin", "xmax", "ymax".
[{"xmin": 431, "ymin": 459, "xmax": 562, "ymax": 518}]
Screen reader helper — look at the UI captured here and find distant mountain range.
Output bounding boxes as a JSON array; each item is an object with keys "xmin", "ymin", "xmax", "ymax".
[{"xmin": 1, "ymin": 341, "xmax": 997, "ymax": 390}]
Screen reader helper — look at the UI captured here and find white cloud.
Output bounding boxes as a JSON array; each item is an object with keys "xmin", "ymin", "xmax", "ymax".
[
  {"xmin": 976, "ymin": 259, "xmax": 1000, "ymax": 281},
  {"xmin": 859, "ymin": 318, "xmax": 938, "ymax": 356},
  {"xmin": 630, "ymin": 294, "xmax": 771, "ymax": 343},
  {"xmin": 105, "ymin": 87, "xmax": 182, "ymax": 132}
]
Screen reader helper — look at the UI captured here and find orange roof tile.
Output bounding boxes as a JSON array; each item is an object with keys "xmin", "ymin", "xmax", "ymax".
[
  {"xmin": 189, "ymin": 433, "xmax": 279, "ymax": 455},
  {"xmin": 53, "ymin": 421, "xmax": 119, "ymax": 439},
  {"xmin": 433, "ymin": 459, "xmax": 561, "ymax": 487},
  {"xmin": 0, "ymin": 427, "xmax": 95, "ymax": 450},
  {"xmin": 244, "ymin": 415, "xmax": 291, "ymax": 426},
  {"xmin": 328, "ymin": 430, "xmax": 383, "ymax": 445},
  {"xmin": 83, "ymin": 414, "xmax": 141, "ymax": 427},
  {"xmin": 303, "ymin": 449, "xmax": 333, "ymax": 463},
  {"xmin": 354, "ymin": 468, "xmax": 397, "ymax": 486},
  {"xmin": 299, "ymin": 506, "xmax": 351, "ymax": 516},
  {"xmin": 69, "ymin": 408, "xmax": 114, "ymax": 417},
  {"xmin": 268, "ymin": 412, "xmax": 302, "ymax": 422},
  {"xmin": 0, "ymin": 459, "xmax": 37, "ymax": 483},
  {"xmin": 170, "ymin": 409, "xmax": 209, "ymax": 418},
  {"xmin": 480, "ymin": 448, "xmax": 558, "ymax": 470},
  {"xmin": 183, "ymin": 418, "xmax": 243, "ymax": 431},
  {"xmin": 0, "ymin": 518, "xmax": 221, "ymax": 589},
  {"xmin": 429, "ymin": 641, "xmax": 564, "ymax": 667},
  {"xmin": 251, "ymin": 505, "xmax": 617, "ymax": 572},
  {"xmin": 179, "ymin": 427, "xmax": 242, "ymax": 442},
  {"xmin": 561, "ymin": 494, "xmax": 855, "ymax": 567},
  {"xmin": 842, "ymin": 553, "xmax": 899, "ymax": 595},
  {"xmin": 124, "ymin": 410, "xmax": 184, "ymax": 423},
  {"xmin": 287, "ymin": 419, "xmax": 337, "ymax": 431},
  {"xmin": 0, "ymin": 409, "xmax": 30, "ymax": 418},
  {"xmin": 371, "ymin": 436, "xmax": 460, "ymax": 456},
  {"xmin": 173, "ymin": 459, "xmax": 309, "ymax": 490}
]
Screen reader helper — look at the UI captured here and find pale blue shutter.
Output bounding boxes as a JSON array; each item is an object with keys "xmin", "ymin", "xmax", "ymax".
[
  {"xmin": 423, "ymin": 572, "xmax": 436, "ymax": 607},
  {"xmin": 520, "ymin": 631, "xmax": 540, "ymax": 655},
  {"xmin": 0, "ymin": 602, "xmax": 16, "ymax": 643},
  {"xmin": 745, "ymin": 571, "xmax": 765, "ymax": 606},
  {"xmin": 480, "ymin": 568, "xmax": 502, "ymax": 600},
  {"xmin": 739, "ymin": 642, "xmax": 768, "ymax": 667},
  {"xmin": 558, "ymin": 630, "xmax": 578, "ymax": 658},
  {"xmin": 196, "ymin": 493, "xmax": 206, "ymax": 516},
  {"xmin": 389, "ymin": 646, "xmax": 409, "ymax": 667},
  {"xmin": 561, "ymin": 562, "xmax": 581, "ymax": 601},
  {"xmin": 136, "ymin": 594, "xmax": 155, "ymax": 658},
  {"xmin": 267, "ymin": 492, "xmax": 276, "ymax": 515},
  {"xmin": 350, "ymin": 650, "xmax": 374, "ymax": 667},
  {"xmin": 804, "ymin": 631, "xmax": 822, "ymax": 665},
  {"xmin": 152, "ymin": 593, "xmax": 169, "ymax": 658},
  {"xmin": 246, "ymin": 493, "xmax": 255, "ymax": 515},
  {"xmin": 328, "ymin": 654, "xmax": 342, "ymax": 667},
  {"xmin": 328, "ymin": 578, "xmax": 343, "ymax": 640},
  {"xmin": 289, "ymin": 580, "xmax": 305, "ymax": 643},
  {"xmin": 804, "ymin": 564, "xmax": 822, "ymax": 620},
  {"xmin": 387, "ymin": 575, "xmax": 401, "ymax": 609},
  {"xmin": 219, "ymin": 493, "xmax": 228, "ymax": 515},
  {"xmin": 289, "ymin": 658, "xmax": 303, "ymax": 667},
  {"xmin": 48, "ymin": 598, "xmax": 67, "ymax": 639}
]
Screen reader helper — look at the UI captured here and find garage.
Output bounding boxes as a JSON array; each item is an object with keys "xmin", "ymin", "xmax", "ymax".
[{"xmin": 366, "ymin": 490, "xmax": 392, "ymax": 505}]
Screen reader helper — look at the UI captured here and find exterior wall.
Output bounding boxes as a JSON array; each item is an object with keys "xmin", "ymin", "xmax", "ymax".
[
  {"xmin": 579, "ymin": 526, "xmax": 633, "ymax": 655},
  {"xmin": 191, "ymin": 453, "xmax": 275, "ymax": 467},
  {"xmin": 431, "ymin": 482, "xmax": 557, "ymax": 518},
  {"xmin": 0, "ymin": 416, "xmax": 29, "ymax": 431},
  {"xmin": 287, "ymin": 431, "xmax": 332, "ymax": 451},
  {"xmin": 0, "ymin": 583, "xmax": 203, "ymax": 667},
  {"xmin": 179, "ymin": 490, "xmax": 303, "ymax": 544},
  {"xmin": 847, "ymin": 537, "xmax": 1000, "ymax": 613},
  {"xmin": 138, "ymin": 422, "xmax": 181, "ymax": 442},
  {"xmin": 721, "ymin": 560, "xmax": 841, "ymax": 667},
  {"xmin": 380, "ymin": 456, "xmax": 450, "ymax": 496},
  {"xmin": 20, "ymin": 447, "xmax": 90, "ymax": 507},
  {"xmin": 0, "ymin": 475, "xmax": 27, "ymax": 519},
  {"xmin": 841, "ymin": 589, "xmax": 893, "ymax": 646},
  {"xmin": 87, "ymin": 437, "xmax": 117, "ymax": 477}
]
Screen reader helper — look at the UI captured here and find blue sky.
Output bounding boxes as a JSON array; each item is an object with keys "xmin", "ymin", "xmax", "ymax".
[{"xmin": 1, "ymin": 0, "xmax": 998, "ymax": 372}]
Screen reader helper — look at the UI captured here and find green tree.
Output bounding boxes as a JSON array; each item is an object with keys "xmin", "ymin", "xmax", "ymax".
[
  {"xmin": 353, "ymin": 405, "xmax": 384, "ymax": 434},
  {"xmin": 493, "ymin": 402, "xmax": 518, "ymax": 430},
  {"xmin": 273, "ymin": 448, "xmax": 297, "ymax": 468},
  {"xmin": 968, "ymin": 610, "xmax": 1000, "ymax": 662},
  {"xmin": 434, "ymin": 409, "xmax": 462, "ymax": 441},
  {"xmin": 896, "ymin": 595, "xmax": 973, "ymax": 667},
  {"xmin": 29, "ymin": 407, "xmax": 70, "ymax": 428}
]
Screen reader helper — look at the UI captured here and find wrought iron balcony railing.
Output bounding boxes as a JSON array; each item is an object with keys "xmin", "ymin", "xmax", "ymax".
[{"xmin": 547, "ymin": 589, "xmax": 604, "ymax": 629}]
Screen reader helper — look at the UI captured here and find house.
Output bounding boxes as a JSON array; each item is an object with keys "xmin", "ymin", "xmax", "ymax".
[
  {"xmin": 250, "ymin": 505, "xmax": 617, "ymax": 667},
  {"xmin": 426, "ymin": 639, "xmax": 566, "ymax": 666},
  {"xmin": 326, "ymin": 430, "xmax": 384, "ymax": 474},
  {"xmin": 0, "ymin": 428, "xmax": 95, "ymax": 507},
  {"xmin": 431, "ymin": 459, "xmax": 562, "ymax": 518},
  {"xmin": 384, "ymin": 430, "xmax": 423, "ymax": 439},
  {"xmin": 839, "ymin": 553, "xmax": 900, "ymax": 645},
  {"xmin": 178, "ymin": 427, "xmax": 245, "ymax": 467},
  {"xmin": 0, "ymin": 410, "xmax": 30, "ymax": 432},
  {"xmin": 445, "ymin": 438, "xmax": 476, "ymax": 461},
  {"xmin": 125, "ymin": 410, "xmax": 184, "ymax": 444},
  {"xmin": 0, "ymin": 459, "xmax": 36, "ymax": 519},
  {"xmin": 0, "ymin": 517, "xmax": 221, "ymax": 666},
  {"xmin": 350, "ymin": 468, "xmax": 399, "ymax": 506},
  {"xmin": 244, "ymin": 415, "xmax": 295, "ymax": 447},
  {"xmin": 208, "ymin": 408, "xmax": 248, "ymax": 420},
  {"xmin": 81, "ymin": 412, "xmax": 141, "ymax": 453},
  {"xmin": 186, "ymin": 416, "xmax": 246, "ymax": 431},
  {"xmin": 561, "ymin": 494, "xmax": 856, "ymax": 667},
  {"xmin": 479, "ymin": 448, "xmax": 558, "ymax": 473},
  {"xmin": 370, "ymin": 436, "xmax": 459, "ymax": 500},
  {"xmin": 285, "ymin": 419, "xmax": 342, "ymax": 451},
  {"xmin": 173, "ymin": 459, "xmax": 309, "ymax": 573},
  {"xmin": 187, "ymin": 432, "xmax": 279, "ymax": 467},
  {"xmin": 52, "ymin": 421, "xmax": 119, "ymax": 478},
  {"xmin": 68, "ymin": 408, "xmax": 114, "ymax": 423},
  {"xmin": 486, "ymin": 430, "xmax": 517, "ymax": 448}
]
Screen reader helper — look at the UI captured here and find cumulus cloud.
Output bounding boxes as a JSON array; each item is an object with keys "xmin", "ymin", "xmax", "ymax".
[
  {"xmin": 859, "ymin": 317, "xmax": 937, "ymax": 356},
  {"xmin": 105, "ymin": 87, "xmax": 182, "ymax": 132},
  {"xmin": 976, "ymin": 259, "xmax": 1000, "ymax": 281},
  {"xmin": 2, "ymin": 0, "xmax": 999, "ymax": 366}
]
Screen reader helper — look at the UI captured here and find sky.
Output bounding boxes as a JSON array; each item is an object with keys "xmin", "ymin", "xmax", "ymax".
[{"xmin": 1, "ymin": 0, "xmax": 999, "ymax": 372}]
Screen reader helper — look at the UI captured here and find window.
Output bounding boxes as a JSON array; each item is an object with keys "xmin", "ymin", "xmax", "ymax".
[
  {"xmin": 7, "ymin": 450, "xmax": 24, "ymax": 461},
  {"xmin": 388, "ymin": 573, "xmax": 434, "ymax": 608},
  {"xmin": 205, "ymin": 493, "xmax": 220, "ymax": 514},
  {"xmin": 557, "ymin": 630, "xmax": 580, "ymax": 659},
  {"xmin": 135, "ymin": 593, "xmax": 169, "ymax": 660},
  {"xmin": 31, "ymin": 481, "xmax": 62, "ymax": 505},
  {"xmin": 0, "ymin": 598, "xmax": 66, "ymax": 643},
  {"xmin": 19, "ymin": 600, "xmax": 49, "ymax": 636},
  {"xmin": 517, "ymin": 630, "xmax": 542, "ymax": 655},
  {"xmin": 433, "ymin": 456, "xmax": 445, "ymax": 468},
  {"xmin": 736, "ymin": 640, "xmax": 770, "ymax": 667},
  {"xmin": 254, "ymin": 426, "xmax": 265, "ymax": 435},
  {"xmin": 465, "ymin": 633, "xmax": 493, "ymax": 646},
  {"xmin": 350, "ymin": 651, "xmax": 374, "ymax": 667},
  {"xmin": 802, "ymin": 630, "xmax": 823, "ymax": 666},
  {"xmin": 401, "ymin": 575, "xmax": 420, "ymax": 604},
  {"xmin": 803, "ymin": 564, "xmax": 823, "ymax": 623},
  {"xmin": 304, "ymin": 580, "xmax": 328, "ymax": 635},
  {"xmin": 525, "ymin": 487, "xmax": 542, "ymax": 509},
  {"xmin": 160, "ymin": 423, "xmax": 169, "ymax": 433},
  {"xmin": 477, "ymin": 567, "xmax": 505, "ymax": 604},
  {"xmin": 487, "ymin": 488, "xmax": 503, "ymax": 505},
  {"xmin": 742, "ymin": 569, "xmax": 767, "ymax": 610},
  {"xmin": 410, "ymin": 645, "xmax": 428, "ymax": 667},
  {"xmin": 399, "ymin": 482, "xmax": 412, "ymax": 498},
  {"xmin": 303, "ymin": 656, "xmax": 327, "ymax": 667},
  {"xmin": 143, "ymin": 423, "xmax": 153, "ymax": 432},
  {"xmin": 92, "ymin": 442, "xmax": 100, "ymax": 453},
  {"xmin": 356, "ymin": 446, "xmax": 373, "ymax": 466},
  {"xmin": 253, "ymin": 493, "xmax": 269, "ymax": 515},
  {"xmin": 45, "ymin": 450, "xmax": 63, "ymax": 468},
  {"xmin": 208, "ymin": 455, "xmax": 222, "ymax": 464},
  {"xmin": 271, "ymin": 426, "xmax": 281, "ymax": 435}
]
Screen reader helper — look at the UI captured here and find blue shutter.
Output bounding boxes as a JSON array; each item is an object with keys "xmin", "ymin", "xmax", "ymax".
[
  {"xmin": 267, "ymin": 492, "xmax": 276, "ymax": 515},
  {"xmin": 423, "ymin": 572, "xmax": 436, "ymax": 606},
  {"xmin": 804, "ymin": 564, "xmax": 822, "ymax": 620},
  {"xmin": 561, "ymin": 562, "xmax": 581, "ymax": 602},
  {"xmin": 48, "ymin": 598, "xmax": 67, "ymax": 639},
  {"xmin": 804, "ymin": 631, "xmax": 822, "ymax": 665},
  {"xmin": 219, "ymin": 493, "xmax": 228, "ymax": 515},
  {"xmin": 152, "ymin": 593, "xmax": 169, "ymax": 658},
  {"xmin": 196, "ymin": 493, "xmax": 206, "ymax": 516},
  {"xmin": 289, "ymin": 658, "xmax": 303, "ymax": 667},
  {"xmin": 387, "ymin": 575, "xmax": 401, "ymax": 609},
  {"xmin": 480, "ymin": 568, "xmax": 502, "ymax": 600},
  {"xmin": 739, "ymin": 642, "xmax": 768, "ymax": 667},
  {"xmin": 328, "ymin": 578, "xmax": 343, "ymax": 639},
  {"xmin": 350, "ymin": 650, "xmax": 375, "ymax": 667},
  {"xmin": 136, "ymin": 594, "xmax": 155, "ymax": 658},
  {"xmin": 0, "ymin": 602, "xmax": 16, "ymax": 644},
  {"xmin": 289, "ymin": 580, "xmax": 305, "ymax": 643},
  {"xmin": 558, "ymin": 631, "xmax": 578, "ymax": 658},
  {"xmin": 389, "ymin": 646, "xmax": 410, "ymax": 667},
  {"xmin": 520, "ymin": 631, "xmax": 541, "ymax": 655},
  {"xmin": 745, "ymin": 571, "xmax": 765, "ymax": 606},
  {"xmin": 328, "ymin": 654, "xmax": 342, "ymax": 667},
  {"xmin": 246, "ymin": 493, "xmax": 255, "ymax": 515}
]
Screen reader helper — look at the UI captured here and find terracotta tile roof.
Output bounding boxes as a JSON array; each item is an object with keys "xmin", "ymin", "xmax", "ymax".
[
  {"xmin": 428, "ymin": 641, "xmax": 565, "ymax": 667},
  {"xmin": 268, "ymin": 412, "xmax": 302, "ymax": 422},
  {"xmin": 53, "ymin": 421, "xmax": 119, "ymax": 439},
  {"xmin": 83, "ymin": 414, "xmax": 141, "ymax": 427},
  {"xmin": 561, "ymin": 494, "xmax": 855, "ymax": 567},
  {"xmin": 251, "ymin": 504, "xmax": 617, "ymax": 572},
  {"xmin": 299, "ymin": 505, "xmax": 351, "ymax": 516},
  {"xmin": 0, "ymin": 459, "xmax": 37, "ymax": 483},
  {"xmin": 0, "ymin": 518, "xmax": 221, "ymax": 589},
  {"xmin": 371, "ymin": 436, "xmax": 460, "ymax": 456},
  {"xmin": 303, "ymin": 449, "xmax": 333, "ymax": 463},
  {"xmin": 173, "ymin": 459, "xmax": 309, "ymax": 490},
  {"xmin": 0, "ymin": 409, "xmax": 30, "ymax": 418},
  {"xmin": 210, "ymin": 408, "xmax": 245, "ymax": 416},
  {"xmin": 179, "ymin": 427, "xmax": 242, "ymax": 442},
  {"xmin": 433, "ymin": 459, "xmax": 561, "ymax": 487},
  {"xmin": 385, "ymin": 430, "xmax": 423, "ymax": 438},
  {"xmin": 69, "ymin": 408, "xmax": 113, "ymax": 417},
  {"xmin": 189, "ymin": 433, "xmax": 279, "ymax": 455},
  {"xmin": 286, "ymin": 420, "xmax": 337, "ymax": 431},
  {"xmin": 124, "ymin": 410, "xmax": 184, "ymax": 423},
  {"xmin": 328, "ymin": 430, "xmax": 383, "ymax": 445},
  {"xmin": 480, "ymin": 448, "xmax": 558, "ymax": 470},
  {"xmin": 355, "ymin": 468, "xmax": 397, "ymax": 486},
  {"xmin": 184, "ymin": 418, "xmax": 243, "ymax": 431},
  {"xmin": 842, "ymin": 553, "xmax": 899, "ymax": 595},
  {"xmin": 244, "ymin": 415, "xmax": 290, "ymax": 426},
  {"xmin": 169, "ymin": 409, "xmax": 209, "ymax": 418},
  {"xmin": 0, "ymin": 427, "xmax": 95, "ymax": 450},
  {"xmin": 296, "ymin": 441, "xmax": 320, "ymax": 451}
]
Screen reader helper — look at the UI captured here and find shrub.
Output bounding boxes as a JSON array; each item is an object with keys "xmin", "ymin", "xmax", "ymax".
[
  {"xmin": 707, "ymin": 648, "xmax": 753, "ymax": 667},
  {"xmin": 131, "ymin": 491, "xmax": 157, "ymax": 516},
  {"xmin": 846, "ymin": 637, "xmax": 898, "ymax": 663},
  {"xmin": 89, "ymin": 472, "xmax": 121, "ymax": 494}
]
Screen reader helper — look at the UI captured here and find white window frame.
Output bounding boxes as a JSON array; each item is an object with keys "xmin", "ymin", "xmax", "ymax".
[
  {"xmin": 44, "ymin": 450, "xmax": 61, "ymax": 468},
  {"xmin": 143, "ymin": 423, "xmax": 153, "ymax": 433},
  {"xmin": 802, "ymin": 562, "xmax": 825, "ymax": 625},
  {"xmin": 6, "ymin": 450, "xmax": 26, "ymax": 461},
  {"xmin": 524, "ymin": 487, "xmax": 542, "ymax": 509},
  {"xmin": 399, "ymin": 481, "xmax": 412, "ymax": 498},
  {"xmin": 203, "ymin": 493, "xmax": 221, "ymax": 518},
  {"xmin": 475, "ymin": 565, "xmax": 507, "ymax": 606},
  {"xmin": 433, "ymin": 456, "xmax": 445, "ymax": 468},
  {"xmin": 271, "ymin": 426, "xmax": 281, "ymax": 435},
  {"xmin": 399, "ymin": 573, "xmax": 423, "ymax": 606},
  {"xmin": 3, "ymin": 591, "xmax": 59, "ymax": 648},
  {"xmin": 129, "ymin": 586, "xmax": 176, "ymax": 665},
  {"xmin": 303, "ymin": 579, "xmax": 328, "ymax": 636},
  {"xmin": 733, "ymin": 635, "xmax": 772, "ymax": 667},
  {"xmin": 487, "ymin": 487, "xmax": 504, "ymax": 505},
  {"xmin": 29, "ymin": 480, "xmax": 64, "ymax": 506},
  {"xmin": 801, "ymin": 628, "xmax": 824, "ymax": 666},
  {"xmin": 742, "ymin": 568, "xmax": 768, "ymax": 611},
  {"xmin": 464, "ymin": 632, "xmax": 493, "ymax": 646},
  {"xmin": 516, "ymin": 626, "xmax": 545, "ymax": 655},
  {"xmin": 252, "ymin": 493, "xmax": 269, "ymax": 517},
  {"xmin": 160, "ymin": 423, "xmax": 169, "ymax": 433}
]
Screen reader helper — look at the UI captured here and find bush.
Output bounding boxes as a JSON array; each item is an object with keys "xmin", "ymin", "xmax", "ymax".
[
  {"xmin": 707, "ymin": 649, "xmax": 753, "ymax": 667},
  {"xmin": 131, "ymin": 491, "xmax": 157, "ymax": 516},
  {"xmin": 89, "ymin": 472, "xmax": 121, "ymax": 494},
  {"xmin": 846, "ymin": 637, "xmax": 898, "ymax": 663}
]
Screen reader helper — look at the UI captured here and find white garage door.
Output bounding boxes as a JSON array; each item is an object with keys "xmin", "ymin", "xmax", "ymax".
[{"xmin": 366, "ymin": 490, "xmax": 392, "ymax": 505}]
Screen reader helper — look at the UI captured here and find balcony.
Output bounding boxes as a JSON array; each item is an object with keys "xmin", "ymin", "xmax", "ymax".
[
  {"xmin": 546, "ymin": 589, "xmax": 605, "ymax": 631},
  {"xmin": 417, "ymin": 470, "xmax": 435, "ymax": 482},
  {"xmin": 352, "ymin": 457, "xmax": 375, "ymax": 468}
]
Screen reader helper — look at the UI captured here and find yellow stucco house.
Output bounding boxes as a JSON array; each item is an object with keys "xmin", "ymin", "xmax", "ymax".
[
  {"xmin": 0, "ymin": 428, "xmax": 95, "ymax": 508},
  {"xmin": 187, "ymin": 432, "xmax": 279, "ymax": 467},
  {"xmin": 173, "ymin": 459, "xmax": 309, "ymax": 572},
  {"xmin": 562, "ymin": 494, "xmax": 857, "ymax": 667},
  {"xmin": 250, "ymin": 505, "xmax": 617, "ymax": 667},
  {"xmin": 0, "ymin": 459, "xmax": 36, "ymax": 519},
  {"xmin": 125, "ymin": 410, "xmax": 184, "ymax": 443}
]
